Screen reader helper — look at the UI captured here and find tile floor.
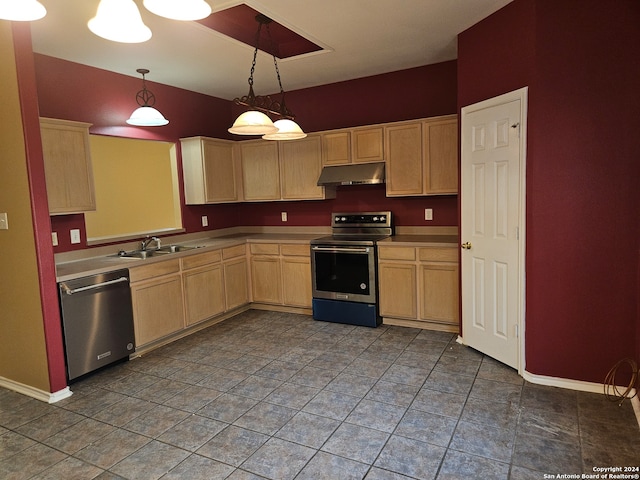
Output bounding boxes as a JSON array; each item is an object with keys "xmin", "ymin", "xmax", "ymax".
[{"xmin": 1, "ymin": 310, "xmax": 639, "ymax": 479}]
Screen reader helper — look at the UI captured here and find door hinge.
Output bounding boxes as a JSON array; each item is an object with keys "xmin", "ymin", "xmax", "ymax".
[
  {"xmin": 515, "ymin": 226, "xmax": 519, "ymax": 240},
  {"xmin": 514, "ymin": 325, "xmax": 519, "ymax": 338}
]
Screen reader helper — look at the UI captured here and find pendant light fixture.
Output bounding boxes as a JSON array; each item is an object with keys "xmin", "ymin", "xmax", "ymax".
[
  {"xmin": 88, "ymin": 0, "xmax": 152, "ymax": 43},
  {"xmin": 229, "ymin": 14, "xmax": 305, "ymax": 140},
  {"xmin": 126, "ymin": 69, "xmax": 169, "ymax": 126},
  {"xmin": 0, "ymin": 0, "xmax": 46, "ymax": 21},
  {"xmin": 143, "ymin": 0, "xmax": 212, "ymax": 21}
]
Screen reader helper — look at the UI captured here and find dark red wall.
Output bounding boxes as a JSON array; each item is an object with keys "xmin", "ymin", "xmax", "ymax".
[
  {"xmin": 458, "ymin": 0, "xmax": 640, "ymax": 383},
  {"xmin": 37, "ymin": 57, "xmax": 459, "ymax": 252}
]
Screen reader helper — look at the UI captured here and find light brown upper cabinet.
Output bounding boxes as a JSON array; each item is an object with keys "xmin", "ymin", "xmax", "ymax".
[
  {"xmin": 279, "ymin": 134, "xmax": 325, "ymax": 200},
  {"xmin": 385, "ymin": 114, "xmax": 458, "ymax": 197},
  {"xmin": 40, "ymin": 117, "xmax": 96, "ymax": 214},
  {"xmin": 321, "ymin": 130, "xmax": 351, "ymax": 165},
  {"xmin": 181, "ymin": 137, "xmax": 241, "ymax": 204},
  {"xmin": 352, "ymin": 126, "xmax": 384, "ymax": 163},
  {"xmin": 239, "ymin": 136, "xmax": 334, "ymax": 202},
  {"xmin": 240, "ymin": 140, "xmax": 281, "ymax": 201},
  {"xmin": 321, "ymin": 126, "xmax": 384, "ymax": 166},
  {"xmin": 422, "ymin": 115, "xmax": 458, "ymax": 194}
]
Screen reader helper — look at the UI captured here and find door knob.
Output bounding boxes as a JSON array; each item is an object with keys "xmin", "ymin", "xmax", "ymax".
[{"xmin": 461, "ymin": 242, "xmax": 472, "ymax": 250}]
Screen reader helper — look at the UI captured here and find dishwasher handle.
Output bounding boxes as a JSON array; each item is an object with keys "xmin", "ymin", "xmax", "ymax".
[{"xmin": 61, "ymin": 276, "xmax": 129, "ymax": 295}]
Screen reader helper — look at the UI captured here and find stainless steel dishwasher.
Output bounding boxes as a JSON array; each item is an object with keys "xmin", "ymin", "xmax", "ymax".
[{"xmin": 58, "ymin": 269, "xmax": 135, "ymax": 381}]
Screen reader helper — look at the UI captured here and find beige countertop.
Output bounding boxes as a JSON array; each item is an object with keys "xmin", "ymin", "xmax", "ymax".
[
  {"xmin": 55, "ymin": 233, "xmax": 320, "ymax": 282},
  {"xmin": 55, "ymin": 230, "xmax": 459, "ymax": 282},
  {"xmin": 378, "ymin": 234, "xmax": 459, "ymax": 246}
]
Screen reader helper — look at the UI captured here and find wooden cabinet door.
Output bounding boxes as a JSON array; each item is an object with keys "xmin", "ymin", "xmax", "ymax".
[
  {"xmin": 279, "ymin": 135, "xmax": 324, "ymax": 200},
  {"xmin": 322, "ymin": 131, "xmax": 351, "ymax": 165},
  {"xmin": 352, "ymin": 126, "xmax": 384, "ymax": 163},
  {"xmin": 282, "ymin": 256, "xmax": 312, "ymax": 307},
  {"xmin": 131, "ymin": 274, "xmax": 184, "ymax": 347},
  {"xmin": 378, "ymin": 262, "xmax": 417, "ymax": 319},
  {"xmin": 202, "ymin": 138, "xmax": 238, "ymax": 202},
  {"xmin": 251, "ymin": 256, "xmax": 282, "ymax": 304},
  {"xmin": 385, "ymin": 122, "xmax": 423, "ymax": 196},
  {"xmin": 40, "ymin": 118, "xmax": 95, "ymax": 214},
  {"xmin": 419, "ymin": 262, "xmax": 459, "ymax": 326},
  {"xmin": 423, "ymin": 116, "xmax": 458, "ymax": 194},
  {"xmin": 224, "ymin": 257, "xmax": 249, "ymax": 311},
  {"xmin": 240, "ymin": 140, "xmax": 281, "ymax": 201},
  {"xmin": 183, "ymin": 264, "xmax": 225, "ymax": 326}
]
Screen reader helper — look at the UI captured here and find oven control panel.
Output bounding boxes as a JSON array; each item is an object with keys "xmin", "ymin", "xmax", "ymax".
[{"xmin": 332, "ymin": 211, "xmax": 392, "ymax": 228}]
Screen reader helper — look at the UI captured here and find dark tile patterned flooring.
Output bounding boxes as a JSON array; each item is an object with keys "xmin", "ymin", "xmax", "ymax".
[{"xmin": 1, "ymin": 310, "xmax": 638, "ymax": 479}]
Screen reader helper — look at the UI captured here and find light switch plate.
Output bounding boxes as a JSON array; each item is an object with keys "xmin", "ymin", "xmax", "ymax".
[
  {"xmin": 0, "ymin": 212, "xmax": 7, "ymax": 230},
  {"xmin": 201, "ymin": 215, "xmax": 208, "ymax": 227},
  {"xmin": 425, "ymin": 208, "xmax": 433, "ymax": 221},
  {"xmin": 281, "ymin": 212, "xmax": 288, "ymax": 222},
  {"xmin": 70, "ymin": 229, "xmax": 81, "ymax": 244},
  {"xmin": 52, "ymin": 232, "xmax": 58, "ymax": 246}
]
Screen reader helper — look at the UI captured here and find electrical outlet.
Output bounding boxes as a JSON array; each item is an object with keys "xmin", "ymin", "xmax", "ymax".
[
  {"xmin": 52, "ymin": 232, "xmax": 58, "ymax": 246},
  {"xmin": 70, "ymin": 229, "xmax": 81, "ymax": 244},
  {"xmin": 424, "ymin": 208, "xmax": 433, "ymax": 221},
  {"xmin": 281, "ymin": 212, "xmax": 288, "ymax": 222},
  {"xmin": 0, "ymin": 212, "xmax": 7, "ymax": 230},
  {"xmin": 201, "ymin": 215, "xmax": 208, "ymax": 227}
]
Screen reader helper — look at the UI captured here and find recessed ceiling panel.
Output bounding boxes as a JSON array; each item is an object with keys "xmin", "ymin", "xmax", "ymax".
[{"xmin": 198, "ymin": 3, "xmax": 323, "ymax": 59}]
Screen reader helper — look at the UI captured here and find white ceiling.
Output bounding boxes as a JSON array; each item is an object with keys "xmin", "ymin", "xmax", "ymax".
[{"xmin": 30, "ymin": 0, "xmax": 512, "ymax": 100}]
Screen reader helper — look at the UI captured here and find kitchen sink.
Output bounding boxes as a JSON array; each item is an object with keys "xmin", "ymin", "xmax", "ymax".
[{"xmin": 114, "ymin": 244, "xmax": 199, "ymax": 259}]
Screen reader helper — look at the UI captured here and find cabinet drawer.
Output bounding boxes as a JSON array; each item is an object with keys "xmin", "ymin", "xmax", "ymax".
[
  {"xmin": 280, "ymin": 244, "xmax": 310, "ymax": 257},
  {"xmin": 418, "ymin": 247, "xmax": 458, "ymax": 262},
  {"xmin": 129, "ymin": 259, "xmax": 180, "ymax": 283},
  {"xmin": 250, "ymin": 243, "xmax": 280, "ymax": 255},
  {"xmin": 181, "ymin": 250, "xmax": 221, "ymax": 270},
  {"xmin": 222, "ymin": 244, "xmax": 246, "ymax": 260},
  {"xmin": 378, "ymin": 246, "xmax": 416, "ymax": 261}
]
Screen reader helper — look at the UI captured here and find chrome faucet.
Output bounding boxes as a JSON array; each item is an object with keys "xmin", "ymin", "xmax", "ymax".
[{"xmin": 141, "ymin": 236, "xmax": 161, "ymax": 250}]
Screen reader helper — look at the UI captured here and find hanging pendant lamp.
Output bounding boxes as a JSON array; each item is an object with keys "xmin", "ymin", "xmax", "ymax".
[
  {"xmin": 126, "ymin": 69, "xmax": 169, "ymax": 126},
  {"xmin": 143, "ymin": 0, "xmax": 211, "ymax": 21},
  {"xmin": 0, "ymin": 0, "xmax": 46, "ymax": 21},
  {"xmin": 88, "ymin": 0, "xmax": 152, "ymax": 43},
  {"xmin": 229, "ymin": 14, "xmax": 305, "ymax": 140}
]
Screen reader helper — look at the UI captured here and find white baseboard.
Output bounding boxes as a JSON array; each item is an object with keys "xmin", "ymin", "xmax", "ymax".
[
  {"xmin": 0, "ymin": 376, "xmax": 72, "ymax": 404},
  {"xmin": 522, "ymin": 370, "xmax": 639, "ymax": 429}
]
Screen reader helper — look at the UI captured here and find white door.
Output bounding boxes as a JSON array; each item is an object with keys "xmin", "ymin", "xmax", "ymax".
[{"xmin": 460, "ymin": 88, "xmax": 527, "ymax": 371}]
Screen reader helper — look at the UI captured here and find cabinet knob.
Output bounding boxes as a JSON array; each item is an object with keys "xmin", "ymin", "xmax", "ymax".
[{"xmin": 461, "ymin": 242, "xmax": 472, "ymax": 250}]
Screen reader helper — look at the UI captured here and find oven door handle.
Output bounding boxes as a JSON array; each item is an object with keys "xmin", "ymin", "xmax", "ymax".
[{"xmin": 311, "ymin": 246, "xmax": 371, "ymax": 254}]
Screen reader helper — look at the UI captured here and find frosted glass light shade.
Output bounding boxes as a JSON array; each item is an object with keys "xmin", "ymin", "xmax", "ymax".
[
  {"xmin": 88, "ymin": 0, "xmax": 152, "ymax": 43},
  {"xmin": 0, "ymin": 0, "xmax": 46, "ymax": 21},
  {"xmin": 143, "ymin": 0, "xmax": 211, "ymax": 21},
  {"xmin": 262, "ymin": 119, "xmax": 307, "ymax": 140},
  {"xmin": 126, "ymin": 106, "xmax": 169, "ymax": 126},
  {"xmin": 228, "ymin": 111, "xmax": 278, "ymax": 135}
]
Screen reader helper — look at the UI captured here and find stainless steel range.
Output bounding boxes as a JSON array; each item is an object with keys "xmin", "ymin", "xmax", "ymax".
[{"xmin": 310, "ymin": 211, "xmax": 393, "ymax": 327}]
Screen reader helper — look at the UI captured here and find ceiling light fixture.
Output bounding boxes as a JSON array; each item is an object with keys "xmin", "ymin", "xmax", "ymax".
[
  {"xmin": 126, "ymin": 69, "xmax": 169, "ymax": 126},
  {"xmin": 229, "ymin": 14, "xmax": 305, "ymax": 140},
  {"xmin": 88, "ymin": 0, "xmax": 152, "ymax": 43},
  {"xmin": 142, "ymin": 0, "xmax": 212, "ymax": 21},
  {"xmin": 0, "ymin": 0, "xmax": 46, "ymax": 21}
]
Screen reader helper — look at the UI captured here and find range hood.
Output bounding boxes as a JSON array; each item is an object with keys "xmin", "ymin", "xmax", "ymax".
[{"xmin": 317, "ymin": 162, "xmax": 385, "ymax": 186}]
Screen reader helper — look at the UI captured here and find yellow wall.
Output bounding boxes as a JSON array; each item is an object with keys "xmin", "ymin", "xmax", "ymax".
[
  {"xmin": 0, "ymin": 23, "xmax": 50, "ymax": 391},
  {"xmin": 84, "ymin": 135, "xmax": 182, "ymax": 241}
]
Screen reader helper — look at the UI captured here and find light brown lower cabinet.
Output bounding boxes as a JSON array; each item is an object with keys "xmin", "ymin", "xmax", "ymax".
[
  {"xmin": 130, "ymin": 260, "xmax": 185, "ymax": 347},
  {"xmin": 378, "ymin": 245, "xmax": 459, "ymax": 332},
  {"xmin": 223, "ymin": 243, "xmax": 250, "ymax": 310},
  {"xmin": 182, "ymin": 250, "xmax": 225, "ymax": 326},
  {"xmin": 249, "ymin": 242, "xmax": 312, "ymax": 308},
  {"xmin": 281, "ymin": 245, "xmax": 312, "ymax": 308}
]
